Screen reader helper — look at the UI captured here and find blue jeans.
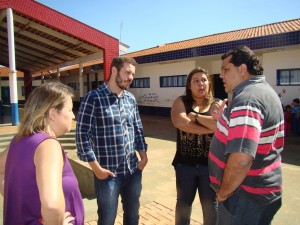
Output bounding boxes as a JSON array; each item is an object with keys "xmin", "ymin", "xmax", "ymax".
[
  {"xmin": 175, "ymin": 164, "xmax": 217, "ymax": 225},
  {"xmin": 94, "ymin": 169, "xmax": 142, "ymax": 225},
  {"xmin": 217, "ymin": 195, "xmax": 282, "ymax": 225}
]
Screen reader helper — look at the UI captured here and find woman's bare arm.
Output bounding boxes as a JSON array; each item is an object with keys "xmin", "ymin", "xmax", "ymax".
[
  {"xmin": 34, "ymin": 139, "xmax": 74, "ymax": 225},
  {"xmin": 171, "ymin": 97, "xmax": 213, "ymax": 134},
  {"xmin": 0, "ymin": 147, "xmax": 8, "ymax": 196}
]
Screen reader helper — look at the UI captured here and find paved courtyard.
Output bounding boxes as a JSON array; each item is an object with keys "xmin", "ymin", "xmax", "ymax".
[{"xmin": 1, "ymin": 115, "xmax": 300, "ymax": 224}]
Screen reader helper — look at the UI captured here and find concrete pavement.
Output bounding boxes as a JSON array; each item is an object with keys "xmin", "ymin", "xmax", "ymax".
[
  {"xmin": 82, "ymin": 115, "xmax": 300, "ymax": 225},
  {"xmin": 81, "ymin": 115, "xmax": 204, "ymax": 225},
  {"xmin": 1, "ymin": 115, "xmax": 300, "ymax": 224}
]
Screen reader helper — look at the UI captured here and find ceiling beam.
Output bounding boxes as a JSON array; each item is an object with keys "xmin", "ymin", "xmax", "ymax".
[
  {"xmin": 0, "ymin": 10, "xmax": 6, "ymax": 23},
  {"xmin": 1, "ymin": 21, "xmax": 87, "ymax": 57},
  {"xmin": 13, "ymin": 14, "xmax": 101, "ymax": 53},
  {"xmin": 35, "ymin": 51, "xmax": 103, "ymax": 75},
  {"xmin": 0, "ymin": 30, "xmax": 74, "ymax": 61},
  {"xmin": 0, "ymin": 38, "xmax": 61, "ymax": 64},
  {"xmin": 0, "ymin": 50, "xmax": 44, "ymax": 71}
]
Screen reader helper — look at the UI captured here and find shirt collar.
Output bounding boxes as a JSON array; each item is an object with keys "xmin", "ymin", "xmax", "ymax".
[
  {"xmin": 102, "ymin": 82, "xmax": 130, "ymax": 98},
  {"xmin": 233, "ymin": 75, "xmax": 265, "ymax": 97}
]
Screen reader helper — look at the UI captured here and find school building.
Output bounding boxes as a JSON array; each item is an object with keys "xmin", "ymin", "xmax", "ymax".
[
  {"xmin": 32, "ymin": 18, "xmax": 300, "ymax": 116},
  {"xmin": 126, "ymin": 18, "xmax": 300, "ymax": 116},
  {"xmin": 0, "ymin": 0, "xmax": 299, "ymax": 120}
]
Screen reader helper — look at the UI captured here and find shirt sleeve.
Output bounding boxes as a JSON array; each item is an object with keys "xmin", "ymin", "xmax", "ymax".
[
  {"xmin": 226, "ymin": 101, "xmax": 263, "ymax": 158},
  {"xmin": 76, "ymin": 93, "xmax": 97, "ymax": 162}
]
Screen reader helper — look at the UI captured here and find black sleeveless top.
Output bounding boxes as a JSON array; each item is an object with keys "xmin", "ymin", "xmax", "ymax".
[{"xmin": 172, "ymin": 98, "xmax": 216, "ymax": 167}]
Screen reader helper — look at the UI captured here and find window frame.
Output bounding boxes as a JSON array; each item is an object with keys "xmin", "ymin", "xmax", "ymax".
[
  {"xmin": 277, "ymin": 68, "xmax": 300, "ymax": 86},
  {"xmin": 160, "ymin": 75, "xmax": 187, "ymax": 88},
  {"xmin": 130, "ymin": 77, "xmax": 150, "ymax": 88}
]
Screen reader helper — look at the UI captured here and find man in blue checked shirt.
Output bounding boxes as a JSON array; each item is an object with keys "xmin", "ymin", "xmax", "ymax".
[{"xmin": 76, "ymin": 56, "xmax": 148, "ymax": 225}]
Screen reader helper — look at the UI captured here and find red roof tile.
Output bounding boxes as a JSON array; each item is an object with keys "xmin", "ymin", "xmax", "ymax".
[
  {"xmin": 0, "ymin": 67, "xmax": 24, "ymax": 78},
  {"xmin": 125, "ymin": 18, "xmax": 300, "ymax": 58},
  {"xmin": 1, "ymin": 18, "xmax": 299, "ymax": 78}
]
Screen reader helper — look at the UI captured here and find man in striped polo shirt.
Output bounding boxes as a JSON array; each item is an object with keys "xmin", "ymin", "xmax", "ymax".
[{"xmin": 209, "ymin": 46, "xmax": 284, "ymax": 225}]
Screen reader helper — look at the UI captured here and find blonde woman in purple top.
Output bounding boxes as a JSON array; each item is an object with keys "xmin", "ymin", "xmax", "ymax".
[{"xmin": 0, "ymin": 82, "xmax": 84, "ymax": 225}]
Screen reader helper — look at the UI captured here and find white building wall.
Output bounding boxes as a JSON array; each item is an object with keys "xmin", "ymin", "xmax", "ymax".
[
  {"xmin": 60, "ymin": 75, "xmax": 80, "ymax": 102},
  {"xmin": 210, "ymin": 60, "xmax": 222, "ymax": 74},
  {"xmin": 129, "ymin": 59, "xmax": 225, "ymax": 109},
  {"xmin": 130, "ymin": 61, "xmax": 196, "ymax": 108},
  {"xmin": 263, "ymin": 48, "xmax": 300, "ymax": 106},
  {"xmin": 3, "ymin": 48, "xmax": 299, "ymax": 109},
  {"xmin": 195, "ymin": 60, "xmax": 210, "ymax": 72},
  {"xmin": 32, "ymin": 79, "xmax": 42, "ymax": 87},
  {"xmin": 35, "ymin": 70, "xmax": 105, "ymax": 102},
  {"xmin": 0, "ymin": 79, "xmax": 25, "ymax": 101}
]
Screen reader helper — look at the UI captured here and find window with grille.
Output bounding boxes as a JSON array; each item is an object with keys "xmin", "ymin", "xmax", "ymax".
[
  {"xmin": 160, "ymin": 75, "xmax": 187, "ymax": 87},
  {"xmin": 277, "ymin": 69, "xmax": 300, "ymax": 86},
  {"xmin": 130, "ymin": 77, "xmax": 150, "ymax": 88}
]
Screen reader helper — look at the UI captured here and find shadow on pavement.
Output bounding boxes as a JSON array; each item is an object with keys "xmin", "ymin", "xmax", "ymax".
[
  {"xmin": 141, "ymin": 115, "xmax": 176, "ymax": 142},
  {"xmin": 281, "ymin": 135, "xmax": 300, "ymax": 166}
]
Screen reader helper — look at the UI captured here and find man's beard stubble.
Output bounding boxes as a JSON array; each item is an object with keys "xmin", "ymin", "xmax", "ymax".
[{"xmin": 116, "ymin": 71, "xmax": 131, "ymax": 90}]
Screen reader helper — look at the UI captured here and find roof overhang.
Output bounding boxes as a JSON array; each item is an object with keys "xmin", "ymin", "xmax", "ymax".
[{"xmin": 0, "ymin": 0, "xmax": 119, "ymax": 78}]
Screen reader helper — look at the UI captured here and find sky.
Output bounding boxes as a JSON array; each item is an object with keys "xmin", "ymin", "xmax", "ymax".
[{"xmin": 36, "ymin": 0, "xmax": 300, "ymax": 53}]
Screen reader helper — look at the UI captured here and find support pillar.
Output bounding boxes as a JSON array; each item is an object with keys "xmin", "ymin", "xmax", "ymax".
[
  {"xmin": 7, "ymin": 8, "xmax": 19, "ymax": 125},
  {"xmin": 41, "ymin": 71, "xmax": 45, "ymax": 84},
  {"xmin": 79, "ymin": 64, "xmax": 84, "ymax": 101},
  {"xmin": 24, "ymin": 70, "xmax": 32, "ymax": 100},
  {"xmin": 57, "ymin": 68, "xmax": 60, "ymax": 80}
]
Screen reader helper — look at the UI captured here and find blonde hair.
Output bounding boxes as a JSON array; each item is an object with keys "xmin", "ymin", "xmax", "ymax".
[{"xmin": 16, "ymin": 82, "xmax": 74, "ymax": 140}]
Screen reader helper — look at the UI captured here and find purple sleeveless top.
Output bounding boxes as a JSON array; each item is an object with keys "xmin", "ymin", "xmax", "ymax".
[{"xmin": 4, "ymin": 132, "xmax": 84, "ymax": 225}]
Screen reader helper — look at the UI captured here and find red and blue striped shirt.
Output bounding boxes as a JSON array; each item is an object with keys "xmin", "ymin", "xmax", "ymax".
[{"xmin": 209, "ymin": 76, "xmax": 284, "ymax": 205}]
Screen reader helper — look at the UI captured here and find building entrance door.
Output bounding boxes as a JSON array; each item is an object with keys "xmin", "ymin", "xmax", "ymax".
[
  {"xmin": 213, "ymin": 74, "xmax": 227, "ymax": 100},
  {"xmin": 1, "ymin": 86, "xmax": 10, "ymax": 105}
]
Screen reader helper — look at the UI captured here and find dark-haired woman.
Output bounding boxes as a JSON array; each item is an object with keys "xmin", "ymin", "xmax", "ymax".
[{"xmin": 171, "ymin": 67, "xmax": 223, "ymax": 225}]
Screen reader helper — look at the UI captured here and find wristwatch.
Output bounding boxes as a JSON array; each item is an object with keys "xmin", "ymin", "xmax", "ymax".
[{"xmin": 194, "ymin": 114, "xmax": 199, "ymax": 123}]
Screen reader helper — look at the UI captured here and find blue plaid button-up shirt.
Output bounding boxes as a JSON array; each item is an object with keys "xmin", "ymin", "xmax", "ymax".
[{"xmin": 76, "ymin": 83, "xmax": 148, "ymax": 175}]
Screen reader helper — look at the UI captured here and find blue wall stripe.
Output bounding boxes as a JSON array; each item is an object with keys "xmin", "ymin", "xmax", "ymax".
[
  {"xmin": 11, "ymin": 103, "xmax": 19, "ymax": 125},
  {"xmin": 134, "ymin": 31, "xmax": 300, "ymax": 64}
]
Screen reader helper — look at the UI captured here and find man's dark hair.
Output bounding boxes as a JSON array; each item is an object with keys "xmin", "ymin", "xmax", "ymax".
[
  {"xmin": 110, "ymin": 56, "xmax": 137, "ymax": 75},
  {"xmin": 221, "ymin": 45, "xmax": 264, "ymax": 75}
]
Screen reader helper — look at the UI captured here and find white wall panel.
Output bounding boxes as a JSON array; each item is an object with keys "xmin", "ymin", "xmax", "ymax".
[{"xmin": 263, "ymin": 48, "xmax": 300, "ymax": 106}]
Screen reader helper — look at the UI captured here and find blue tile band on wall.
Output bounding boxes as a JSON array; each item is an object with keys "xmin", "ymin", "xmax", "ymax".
[{"xmin": 135, "ymin": 31, "xmax": 300, "ymax": 64}]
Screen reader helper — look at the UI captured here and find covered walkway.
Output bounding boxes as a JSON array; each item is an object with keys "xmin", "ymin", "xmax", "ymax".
[{"xmin": 0, "ymin": 0, "xmax": 119, "ymax": 124}]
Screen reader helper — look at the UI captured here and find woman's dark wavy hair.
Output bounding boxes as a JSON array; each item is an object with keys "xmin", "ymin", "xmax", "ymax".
[
  {"xmin": 182, "ymin": 67, "xmax": 214, "ymax": 110},
  {"xmin": 221, "ymin": 45, "xmax": 264, "ymax": 75}
]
